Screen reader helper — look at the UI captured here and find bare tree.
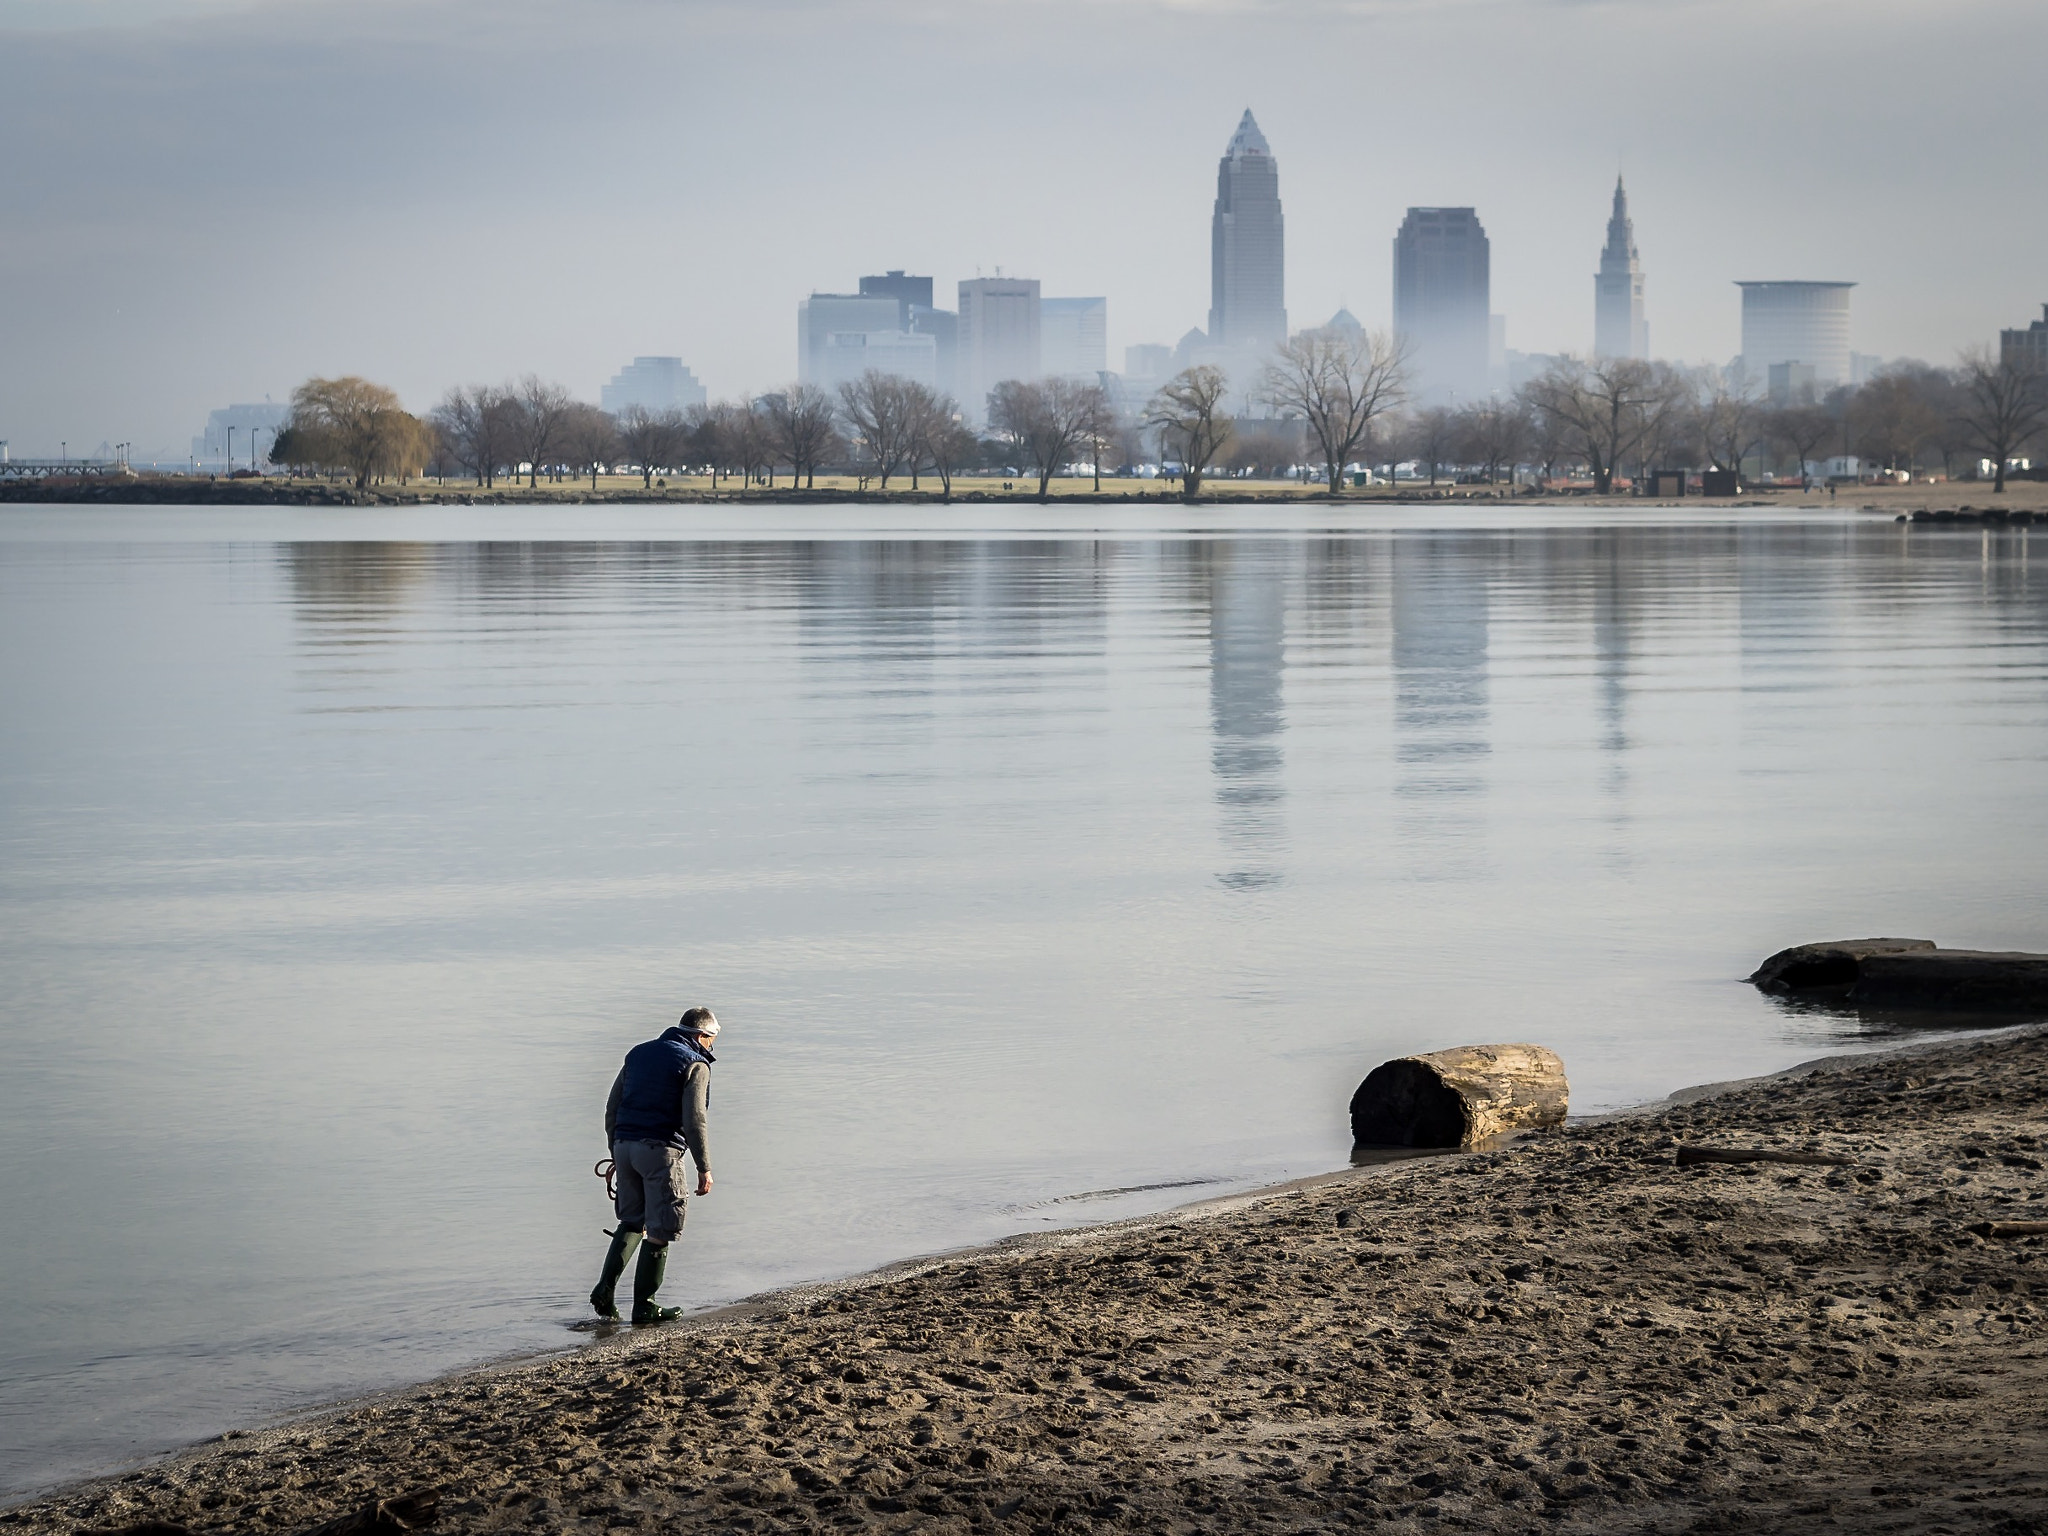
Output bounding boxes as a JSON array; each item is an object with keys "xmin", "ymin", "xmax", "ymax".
[
  {"xmin": 1525, "ymin": 399, "xmax": 1573, "ymax": 485},
  {"xmin": 686, "ymin": 401, "xmax": 762, "ymax": 489},
  {"xmin": 893, "ymin": 380, "xmax": 941, "ymax": 492},
  {"xmin": 431, "ymin": 384, "xmax": 518, "ymax": 488},
  {"xmin": 613, "ymin": 405, "xmax": 689, "ymax": 490},
  {"xmin": 905, "ymin": 391, "xmax": 977, "ymax": 501},
  {"xmin": 681, "ymin": 404, "xmax": 712, "ymax": 486},
  {"xmin": 1696, "ymin": 371, "xmax": 1765, "ymax": 476},
  {"xmin": 1456, "ymin": 397, "xmax": 1531, "ymax": 485},
  {"xmin": 1954, "ymin": 348, "xmax": 2047, "ymax": 493},
  {"xmin": 1767, "ymin": 403, "xmax": 1838, "ymax": 489},
  {"xmin": 423, "ymin": 427, "xmax": 464, "ymax": 484},
  {"xmin": 1406, "ymin": 405, "xmax": 1459, "ymax": 487},
  {"xmin": 760, "ymin": 384, "xmax": 839, "ymax": 490},
  {"xmin": 1520, "ymin": 356, "xmax": 1681, "ymax": 494},
  {"xmin": 989, "ymin": 376, "xmax": 1105, "ymax": 501},
  {"xmin": 505, "ymin": 375, "xmax": 574, "ymax": 488},
  {"xmin": 558, "ymin": 402, "xmax": 618, "ymax": 492},
  {"xmin": 1078, "ymin": 386, "xmax": 1119, "ymax": 493},
  {"xmin": 1144, "ymin": 366, "xmax": 1233, "ymax": 503},
  {"xmin": 1907, "ymin": 368, "xmax": 1974, "ymax": 482},
  {"xmin": 1259, "ymin": 329, "xmax": 1408, "ymax": 497},
  {"xmin": 897, "ymin": 381, "xmax": 979, "ymax": 495},
  {"xmin": 684, "ymin": 402, "xmax": 726, "ymax": 488},
  {"xmin": 1849, "ymin": 367, "xmax": 1944, "ymax": 479},
  {"xmin": 730, "ymin": 403, "xmax": 775, "ymax": 488},
  {"xmin": 838, "ymin": 371, "xmax": 916, "ymax": 490}
]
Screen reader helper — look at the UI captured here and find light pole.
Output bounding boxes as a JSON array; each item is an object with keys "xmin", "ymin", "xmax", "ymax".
[{"xmin": 226, "ymin": 427, "xmax": 235, "ymax": 474}]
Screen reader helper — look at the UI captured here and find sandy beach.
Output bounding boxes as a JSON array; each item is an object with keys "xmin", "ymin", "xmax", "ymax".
[{"xmin": 7, "ymin": 1027, "xmax": 2045, "ymax": 1536}]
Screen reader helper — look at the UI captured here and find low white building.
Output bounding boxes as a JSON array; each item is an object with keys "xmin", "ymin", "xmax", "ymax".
[{"xmin": 601, "ymin": 358, "xmax": 708, "ymax": 416}]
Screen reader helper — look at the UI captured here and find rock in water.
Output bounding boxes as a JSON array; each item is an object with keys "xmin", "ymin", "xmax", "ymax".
[{"xmin": 1349, "ymin": 1044, "xmax": 1568, "ymax": 1148}]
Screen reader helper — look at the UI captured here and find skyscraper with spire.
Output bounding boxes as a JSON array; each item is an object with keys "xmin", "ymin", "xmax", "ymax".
[
  {"xmin": 1594, "ymin": 178, "xmax": 1648, "ymax": 360},
  {"xmin": 1209, "ymin": 110, "xmax": 1286, "ymax": 353}
]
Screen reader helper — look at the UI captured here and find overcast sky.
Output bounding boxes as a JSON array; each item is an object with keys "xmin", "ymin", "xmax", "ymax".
[{"xmin": 3, "ymin": 0, "xmax": 2043, "ymax": 456}]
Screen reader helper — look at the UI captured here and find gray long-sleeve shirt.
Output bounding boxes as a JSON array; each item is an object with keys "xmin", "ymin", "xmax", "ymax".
[{"xmin": 605, "ymin": 1059, "xmax": 712, "ymax": 1175}]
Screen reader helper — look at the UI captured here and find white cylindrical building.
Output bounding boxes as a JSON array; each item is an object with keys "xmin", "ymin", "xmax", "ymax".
[{"xmin": 1736, "ymin": 281, "xmax": 1854, "ymax": 385}]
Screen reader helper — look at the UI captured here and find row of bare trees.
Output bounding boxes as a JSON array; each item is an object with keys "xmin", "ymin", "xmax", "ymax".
[
  {"xmin": 1452, "ymin": 349, "xmax": 2045, "ymax": 493},
  {"xmin": 273, "ymin": 333, "xmax": 2042, "ymax": 499},
  {"xmin": 1134, "ymin": 323, "xmax": 2047, "ymax": 497},
  {"xmin": 413, "ymin": 374, "xmax": 983, "ymax": 496},
  {"xmin": 1099, "ymin": 329, "xmax": 1414, "ymax": 500},
  {"xmin": 1823, "ymin": 352, "xmax": 2045, "ymax": 492},
  {"xmin": 1216, "ymin": 348, "xmax": 2042, "ymax": 496},
  {"xmin": 431, "ymin": 378, "xmax": 620, "ymax": 490}
]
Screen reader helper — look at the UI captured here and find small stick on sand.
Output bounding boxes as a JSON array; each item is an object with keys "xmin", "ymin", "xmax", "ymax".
[
  {"xmin": 1967, "ymin": 1220, "xmax": 2048, "ymax": 1239},
  {"xmin": 1675, "ymin": 1147, "xmax": 1855, "ymax": 1168}
]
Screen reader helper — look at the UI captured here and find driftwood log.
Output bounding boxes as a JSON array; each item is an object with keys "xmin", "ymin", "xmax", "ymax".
[
  {"xmin": 1752, "ymin": 937, "xmax": 2048, "ymax": 1012},
  {"xmin": 1968, "ymin": 1221, "xmax": 2048, "ymax": 1240},
  {"xmin": 1676, "ymin": 1146, "xmax": 1855, "ymax": 1168},
  {"xmin": 1350, "ymin": 1044, "xmax": 1568, "ymax": 1148}
]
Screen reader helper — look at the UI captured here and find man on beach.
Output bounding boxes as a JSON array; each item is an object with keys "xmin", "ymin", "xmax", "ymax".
[{"xmin": 590, "ymin": 1006, "xmax": 717, "ymax": 1324}]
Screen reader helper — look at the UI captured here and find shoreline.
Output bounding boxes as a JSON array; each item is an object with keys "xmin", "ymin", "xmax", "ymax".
[
  {"xmin": 6, "ymin": 1024, "xmax": 2044, "ymax": 1533},
  {"xmin": 4, "ymin": 476, "xmax": 2046, "ymax": 519}
]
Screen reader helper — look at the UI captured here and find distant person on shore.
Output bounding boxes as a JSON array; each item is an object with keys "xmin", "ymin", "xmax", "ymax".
[{"xmin": 590, "ymin": 1006, "xmax": 718, "ymax": 1324}]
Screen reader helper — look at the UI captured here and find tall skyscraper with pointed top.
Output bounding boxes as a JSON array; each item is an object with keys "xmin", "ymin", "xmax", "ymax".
[
  {"xmin": 1209, "ymin": 110, "xmax": 1286, "ymax": 353},
  {"xmin": 1594, "ymin": 178, "xmax": 1648, "ymax": 360}
]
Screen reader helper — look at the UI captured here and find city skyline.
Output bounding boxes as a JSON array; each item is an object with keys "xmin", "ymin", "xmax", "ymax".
[{"xmin": 1, "ymin": 0, "xmax": 2043, "ymax": 454}]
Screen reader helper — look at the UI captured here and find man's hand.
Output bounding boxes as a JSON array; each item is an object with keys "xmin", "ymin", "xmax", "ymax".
[{"xmin": 696, "ymin": 1171, "xmax": 713, "ymax": 1197}]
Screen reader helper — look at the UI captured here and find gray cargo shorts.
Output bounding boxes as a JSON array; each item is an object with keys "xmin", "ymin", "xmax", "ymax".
[{"xmin": 612, "ymin": 1139, "xmax": 689, "ymax": 1244}]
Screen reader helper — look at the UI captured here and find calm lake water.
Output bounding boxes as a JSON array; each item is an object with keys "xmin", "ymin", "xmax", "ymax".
[{"xmin": 3, "ymin": 503, "xmax": 2046, "ymax": 1498}]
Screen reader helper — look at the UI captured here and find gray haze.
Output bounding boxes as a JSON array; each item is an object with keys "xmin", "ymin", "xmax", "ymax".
[{"xmin": 2, "ymin": 0, "xmax": 2043, "ymax": 456}]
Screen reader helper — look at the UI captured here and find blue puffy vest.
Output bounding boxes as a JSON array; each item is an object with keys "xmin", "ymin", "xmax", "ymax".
[{"xmin": 612, "ymin": 1027, "xmax": 714, "ymax": 1148}]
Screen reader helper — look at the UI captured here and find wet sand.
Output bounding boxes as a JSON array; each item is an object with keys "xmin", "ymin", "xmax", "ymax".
[{"xmin": 8, "ymin": 1028, "xmax": 2045, "ymax": 1535}]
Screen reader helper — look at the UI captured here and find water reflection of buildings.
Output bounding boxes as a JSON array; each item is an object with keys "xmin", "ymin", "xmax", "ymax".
[
  {"xmin": 793, "ymin": 540, "xmax": 1112, "ymax": 746},
  {"xmin": 1391, "ymin": 536, "xmax": 1491, "ymax": 877},
  {"xmin": 1205, "ymin": 544, "xmax": 1290, "ymax": 891},
  {"xmin": 1590, "ymin": 533, "xmax": 1633, "ymax": 862}
]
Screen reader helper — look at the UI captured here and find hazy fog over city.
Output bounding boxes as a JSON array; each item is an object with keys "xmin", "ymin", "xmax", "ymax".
[{"xmin": 1, "ymin": 0, "xmax": 2042, "ymax": 456}]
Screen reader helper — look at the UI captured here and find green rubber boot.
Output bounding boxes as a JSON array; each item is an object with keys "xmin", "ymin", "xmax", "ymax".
[
  {"xmin": 632, "ymin": 1239, "xmax": 681, "ymax": 1324},
  {"xmin": 590, "ymin": 1227, "xmax": 642, "ymax": 1320}
]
